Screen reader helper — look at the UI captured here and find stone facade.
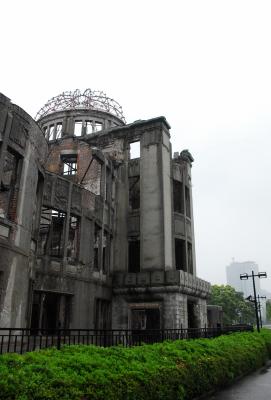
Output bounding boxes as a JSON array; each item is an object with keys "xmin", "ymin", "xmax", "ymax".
[{"xmin": 0, "ymin": 90, "xmax": 210, "ymax": 331}]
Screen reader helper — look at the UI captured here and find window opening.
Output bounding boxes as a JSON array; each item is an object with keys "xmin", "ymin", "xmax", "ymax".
[
  {"xmin": 55, "ymin": 123, "xmax": 62, "ymax": 139},
  {"xmin": 0, "ymin": 149, "xmax": 21, "ymax": 221},
  {"xmin": 62, "ymin": 155, "xmax": 77, "ymax": 176},
  {"xmin": 102, "ymin": 232, "xmax": 111, "ymax": 273},
  {"xmin": 129, "ymin": 176, "xmax": 140, "ymax": 210},
  {"xmin": 43, "ymin": 126, "xmax": 48, "ymax": 137},
  {"xmin": 74, "ymin": 121, "xmax": 83, "ymax": 136},
  {"xmin": 128, "ymin": 240, "xmax": 140, "ymax": 272},
  {"xmin": 94, "ymin": 224, "xmax": 101, "ymax": 269},
  {"xmin": 173, "ymin": 180, "xmax": 184, "ymax": 213},
  {"xmin": 131, "ymin": 308, "xmax": 160, "ymax": 331},
  {"xmin": 67, "ymin": 216, "xmax": 80, "ymax": 263},
  {"xmin": 187, "ymin": 301, "xmax": 198, "ymax": 329},
  {"xmin": 187, "ymin": 242, "xmax": 193, "ymax": 274},
  {"xmin": 185, "ymin": 186, "xmax": 191, "ymax": 218},
  {"xmin": 38, "ymin": 208, "xmax": 65, "ymax": 258},
  {"xmin": 95, "ymin": 299, "xmax": 111, "ymax": 329},
  {"xmin": 30, "ymin": 291, "xmax": 71, "ymax": 331},
  {"xmin": 175, "ymin": 238, "xmax": 186, "ymax": 271},
  {"xmin": 48, "ymin": 125, "xmax": 55, "ymax": 140},
  {"xmin": 94, "ymin": 122, "xmax": 103, "ymax": 132},
  {"xmin": 130, "ymin": 141, "xmax": 140, "ymax": 159},
  {"xmin": 85, "ymin": 121, "xmax": 93, "ymax": 135}
]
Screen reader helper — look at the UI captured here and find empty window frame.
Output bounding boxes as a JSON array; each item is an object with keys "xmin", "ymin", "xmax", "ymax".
[
  {"xmin": 95, "ymin": 299, "xmax": 111, "ymax": 330},
  {"xmin": 129, "ymin": 141, "xmax": 140, "ymax": 159},
  {"xmin": 131, "ymin": 308, "xmax": 161, "ymax": 330},
  {"xmin": 62, "ymin": 155, "xmax": 77, "ymax": 176},
  {"xmin": 175, "ymin": 238, "xmax": 186, "ymax": 271},
  {"xmin": 185, "ymin": 186, "xmax": 191, "ymax": 218},
  {"xmin": 43, "ymin": 126, "xmax": 48, "ymax": 137},
  {"xmin": 85, "ymin": 121, "xmax": 93, "ymax": 135},
  {"xmin": 128, "ymin": 240, "xmax": 140, "ymax": 272},
  {"xmin": 129, "ymin": 176, "xmax": 140, "ymax": 210},
  {"xmin": 30, "ymin": 291, "xmax": 72, "ymax": 331},
  {"xmin": 0, "ymin": 149, "xmax": 22, "ymax": 221},
  {"xmin": 173, "ymin": 180, "xmax": 184, "ymax": 213},
  {"xmin": 48, "ymin": 125, "xmax": 55, "ymax": 140},
  {"xmin": 93, "ymin": 224, "xmax": 101, "ymax": 269},
  {"xmin": 55, "ymin": 123, "xmax": 62, "ymax": 139},
  {"xmin": 102, "ymin": 232, "xmax": 111, "ymax": 273},
  {"xmin": 74, "ymin": 121, "xmax": 83, "ymax": 136},
  {"xmin": 187, "ymin": 242, "xmax": 193, "ymax": 274},
  {"xmin": 67, "ymin": 216, "xmax": 80, "ymax": 263},
  {"xmin": 38, "ymin": 208, "xmax": 65, "ymax": 258},
  {"xmin": 94, "ymin": 122, "xmax": 103, "ymax": 132}
]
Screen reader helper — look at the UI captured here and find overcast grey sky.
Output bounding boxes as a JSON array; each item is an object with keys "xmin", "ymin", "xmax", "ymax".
[{"xmin": 1, "ymin": 0, "xmax": 271, "ymax": 290}]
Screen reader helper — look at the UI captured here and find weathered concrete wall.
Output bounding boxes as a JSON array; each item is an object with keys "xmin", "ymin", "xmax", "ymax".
[{"xmin": 0, "ymin": 93, "xmax": 47, "ymax": 328}]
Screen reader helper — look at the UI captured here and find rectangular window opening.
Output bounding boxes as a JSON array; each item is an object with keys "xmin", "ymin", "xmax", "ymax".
[
  {"xmin": 94, "ymin": 224, "xmax": 101, "ymax": 269},
  {"xmin": 129, "ymin": 176, "xmax": 140, "ymax": 210},
  {"xmin": 67, "ymin": 215, "xmax": 80, "ymax": 263},
  {"xmin": 85, "ymin": 121, "xmax": 93, "ymax": 135},
  {"xmin": 61, "ymin": 155, "xmax": 77, "ymax": 176},
  {"xmin": 95, "ymin": 299, "xmax": 111, "ymax": 329},
  {"xmin": 173, "ymin": 180, "xmax": 184, "ymax": 213},
  {"xmin": 48, "ymin": 125, "xmax": 55, "ymax": 140},
  {"xmin": 94, "ymin": 122, "xmax": 103, "ymax": 132},
  {"xmin": 74, "ymin": 121, "xmax": 83, "ymax": 136},
  {"xmin": 175, "ymin": 238, "xmax": 186, "ymax": 271},
  {"xmin": 102, "ymin": 232, "xmax": 111, "ymax": 273},
  {"xmin": 130, "ymin": 141, "xmax": 140, "ymax": 160},
  {"xmin": 128, "ymin": 240, "xmax": 140, "ymax": 272},
  {"xmin": 43, "ymin": 126, "xmax": 48, "ymax": 138},
  {"xmin": 38, "ymin": 208, "xmax": 65, "ymax": 258},
  {"xmin": 0, "ymin": 148, "xmax": 22, "ymax": 221},
  {"xmin": 185, "ymin": 186, "xmax": 191, "ymax": 218},
  {"xmin": 55, "ymin": 123, "xmax": 62, "ymax": 139},
  {"xmin": 131, "ymin": 308, "xmax": 160, "ymax": 331},
  {"xmin": 187, "ymin": 242, "xmax": 193, "ymax": 274}
]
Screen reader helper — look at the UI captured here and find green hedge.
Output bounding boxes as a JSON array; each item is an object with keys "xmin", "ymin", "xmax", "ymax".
[{"xmin": 0, "ymin": 330, "xmax": 271, "ymax": 400}]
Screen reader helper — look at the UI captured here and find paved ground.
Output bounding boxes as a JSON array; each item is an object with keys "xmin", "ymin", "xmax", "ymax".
[{"xmin": 208, "ymin": 363, "xmax": 271, "ymax": 400}]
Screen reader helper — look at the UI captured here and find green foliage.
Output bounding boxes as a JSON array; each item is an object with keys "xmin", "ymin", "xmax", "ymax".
[
  {"xmin": 208, "ymin": 284, "xmax": 255, "ymax": 325},
  {"xmin": 0, "ymin": 330, "xmax": 271, "ymax": 400},
  {"xmin": 266, "ymin": 301, "xmax": 271, "ymax": 322}
]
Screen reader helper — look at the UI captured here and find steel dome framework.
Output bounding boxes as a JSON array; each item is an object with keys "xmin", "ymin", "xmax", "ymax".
[{"xmin": 36, "ymin": 89, "xmax": 126, "ymax": 122}]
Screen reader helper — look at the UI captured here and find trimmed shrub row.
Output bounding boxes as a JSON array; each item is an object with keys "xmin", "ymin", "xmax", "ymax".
[{"xmin": 0, "ymin": 330, "xmax": 271, "ymax": 400}]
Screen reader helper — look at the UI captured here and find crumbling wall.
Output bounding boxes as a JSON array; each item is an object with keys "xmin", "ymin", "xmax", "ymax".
[{"xmin": 0, "ymin": 93, "xmax": 47, "ymax": 328}]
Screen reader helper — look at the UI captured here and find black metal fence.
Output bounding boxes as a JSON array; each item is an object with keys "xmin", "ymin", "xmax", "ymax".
[{"xmin": 0, "ymin": 325, "xmax": 253, "ymax": 355}]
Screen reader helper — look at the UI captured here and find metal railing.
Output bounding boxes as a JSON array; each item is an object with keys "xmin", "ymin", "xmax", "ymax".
[{"xmin": 0, "ymin": 325, "xmax": 253, "ymax": 355}]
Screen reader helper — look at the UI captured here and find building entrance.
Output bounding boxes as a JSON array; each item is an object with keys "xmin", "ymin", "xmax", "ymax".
[
  {"xmin": 30, "ymin": 291, "xmax": 72, "ymax": 331},
  {"xmin": 131, "ymin": 308, "xmax": 160, "ymax": 331}
]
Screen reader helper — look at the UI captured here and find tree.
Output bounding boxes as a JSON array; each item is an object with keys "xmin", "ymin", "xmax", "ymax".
[
  {"xmin": 208, "ymin": 285, "xmax": 255, "ymax": 325},
  {"xmin": 266, "ymin": 300, "xmax": 271, "ymax": 322}
]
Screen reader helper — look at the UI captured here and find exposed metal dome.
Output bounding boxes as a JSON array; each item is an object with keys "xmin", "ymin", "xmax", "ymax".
[{"xmin": 36, "ymin": 89, "xmax": 126, "ymax": 122}]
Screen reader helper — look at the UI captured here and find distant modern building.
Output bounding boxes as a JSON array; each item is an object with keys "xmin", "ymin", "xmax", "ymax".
[
  {"xmin": 226, "ymin": 260, "xmax": 267, "ymax": 322},
  {"xmin": 226, "ymin": 260, "xmax": 260, "ymax": 298}
]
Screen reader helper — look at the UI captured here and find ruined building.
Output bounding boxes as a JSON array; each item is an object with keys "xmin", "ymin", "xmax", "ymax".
[{"xmin": 0, "ymin": 89, "xmax": 210, "ymax": 331}]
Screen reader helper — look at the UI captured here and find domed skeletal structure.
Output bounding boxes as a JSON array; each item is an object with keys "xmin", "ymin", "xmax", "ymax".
[{"xmin": 35, "ymin": 89, "xmax": 126, "ymax": 122}]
